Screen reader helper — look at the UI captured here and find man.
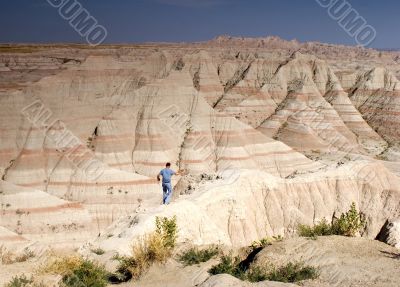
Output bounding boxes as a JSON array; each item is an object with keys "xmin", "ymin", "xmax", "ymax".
[{"xmin": 157, "ymin": 162, "xmax": 183, "ymax": 205}]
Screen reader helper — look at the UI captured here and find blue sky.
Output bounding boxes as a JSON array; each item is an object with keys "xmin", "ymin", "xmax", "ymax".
[{"xmin": 0, "ymin": 0, "xmax": 398, "ymax": 48}]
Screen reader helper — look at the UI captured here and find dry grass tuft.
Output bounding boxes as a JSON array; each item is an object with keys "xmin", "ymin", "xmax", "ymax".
[
  {"xmin": 15, "ymin": 249, "xmax": 35, "ymax": 263},
  {"xmin": 40, "ymin": 254, "xmax": 109, "ymax": 287},
  {"xmin": 0, "ymin": 245, "xmax": 15, "ymax": 265},
  {"xmin": 127, "ymin": 232, "xmax": 171, "ymax": 279},
  {"xmin": 114, "ymin": 216, "xmax": 177, "ymax": 282},
  {"xmin": 40, "ymin": 254, "xmax": 83, "ymax": 276},
  {"xmin": 0, "ymin": 246, "xmax": 35, "ymax": 265}
]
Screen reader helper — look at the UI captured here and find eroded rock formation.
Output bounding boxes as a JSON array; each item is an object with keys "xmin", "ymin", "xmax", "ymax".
[{"xmin": 0, "ymin": 38, "xmax": 400, "ymax": 271}]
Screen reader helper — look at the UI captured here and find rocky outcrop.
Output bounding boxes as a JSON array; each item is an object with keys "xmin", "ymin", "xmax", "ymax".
[
  {"xmin": 254, "ymin": 236, "xmax": 400, "ymax": 287},
  {"xmin": 0, "ymin": 180, "xmax": 92, "ymax": 249},
  {"xmin": 376, "ymin": 218, "xmax": 400, "ymax": 248},
  {"xmin": 87, "ymin": 160, "xmax": 400, "ymax": 255},
  {"xmin": 0, "ymin": 40, "xmax": 400, "ymax": 260},
  {"xmin": 349, "ymin": 67, "xmax": 400, "ymax": 146}
]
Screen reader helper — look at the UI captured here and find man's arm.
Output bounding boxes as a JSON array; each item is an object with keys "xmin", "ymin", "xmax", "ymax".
[
  {"xmin": 175, "ymin": 169, "xmax": 186, "ymax": 176},
  {"xmin": 157, "ymin": 171, "xmax": 161, "ymax": 182}
]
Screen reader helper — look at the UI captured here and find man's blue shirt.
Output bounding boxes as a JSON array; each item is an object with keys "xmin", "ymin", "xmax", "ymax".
[{"xmin": 159, "ymin": 168, "xmax": 176, "ymax": 184}]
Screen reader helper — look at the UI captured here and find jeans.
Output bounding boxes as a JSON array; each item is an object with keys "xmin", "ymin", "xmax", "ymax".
[{"xmin": 162, "ymin": 182, "xmax": 173, "ymax": 204}]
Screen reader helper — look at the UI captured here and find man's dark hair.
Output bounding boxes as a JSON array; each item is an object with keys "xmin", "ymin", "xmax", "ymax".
[{"xmin": 166, "ymin": 162, "xmax": 171, "ymax": 167}]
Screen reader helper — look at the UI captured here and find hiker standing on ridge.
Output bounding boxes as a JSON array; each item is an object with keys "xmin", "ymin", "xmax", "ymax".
[{"xmin": 157, "ymin": 162, "xmax": 184, "ymax": 205}]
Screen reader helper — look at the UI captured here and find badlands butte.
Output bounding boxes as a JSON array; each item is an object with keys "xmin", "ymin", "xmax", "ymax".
[{"xmin": 1, "ymin": 36, "xmax": 400, "ymax": 286}]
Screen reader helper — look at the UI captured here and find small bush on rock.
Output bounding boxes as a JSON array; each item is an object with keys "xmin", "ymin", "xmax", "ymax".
[
  {"xmin": 208, "ymin": 254, "xmax": 246, "ymax": 280},
  {"xmin": 298, "ymin": 218, "xmax": 333, "ymax": 238},
  {"xmin": 298, "ymin": 202, "xmax": 366, "ymax": 238},
  {"xmin": 5, "ymin": 274, "xmax": 46, "ymax": 287},
  {"xmin": 209, "ymin": 255, "xmax": 319, "ymax": 283},
  {"xmin": 245, "ymin": 266, "xmax": 269, "ymax": 282},
  {"xmin": 5, "ymin": 274, "xmax": 32, "ymax": 287},
  {"xmin": 250, "ymin": 238, "xmax": 272, "ymax": 250},
  {"xmin": 41, "ymin": 255, "xmax": 108, "ymax": 287},
  {"xmin": 155, "ymin": 216, "xmax": 177, "ymax": 249},
  {"xmin": 179, "ymin": 246, "xmax": 219, "ymax": 266},
  {"xmin": 331, "ymin": 202, "xmax": 366, "ymax": 237},
  {"xmin": 61, "ymin": 259, "xmax": 109, "ymax": 287},
  {"xmin": 250, "ymin": 236, "xmax": 283, "ymax": 250},
  {"xmin": 41, "ymin": 255, "xmax": 83, "ymax": 275},
  {"xmin": 114, "ymin": 216, "xmax": 178, "ymax": 282},
  {"xmin": 267, "ymin": 262, "xmax": 319, "ymax": 283}
]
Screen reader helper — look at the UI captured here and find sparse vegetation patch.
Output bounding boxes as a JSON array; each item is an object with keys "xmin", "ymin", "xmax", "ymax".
[
  {"xmin": 0, "ymin": 247, "xmax": 35, "ymax": 265},
  {"xmin": 298, "ymin": 202, "xmax": 366, "ymax": 238},
  {"xmin": 266, "ymin": 262, "xmax": 320, "ymax": 283},
  {"xmin": 41, "ymin": 255, "xmax": 109, "ymax": 287},
  {"xmin": 178, "ymin": 246, "xmax": 219, "ymax": 266},
  {"xmin": 209, "ymin": 254, "xmax": 319, "ymax": 283},
  {"xmin": 112, "ymin": 216, "xmax": 178, "ymax": 282},
  {"xmin": 4, "ymin": 274, "xmax": 46, "ymax": 287}
]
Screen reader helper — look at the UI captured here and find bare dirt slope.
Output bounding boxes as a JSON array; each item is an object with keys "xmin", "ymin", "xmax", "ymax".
[{"xmin": 255, "ymin": 236, "xmax": 400, "ymax": 287}]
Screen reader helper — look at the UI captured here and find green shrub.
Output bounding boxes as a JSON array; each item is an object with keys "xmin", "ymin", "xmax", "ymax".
[
  {"xmin": 61, "ymin": 259, "xmax": 109, "ymax": 287},
  {"xmin": 5, "ymin": 274, "xmax": 45, "ymax": 287},
  {"xmin": 41, "ymin": 255, "xmax": 108, "ymax": 287},
  {"xmin": 331, "ymin": 202, "xmax": 366, "ymax": 237},
  {"xmin": 5, "ymin": 275, "xmax": 33, "ymax": 287},
  {"xmin": 297, "ymin": 202, "xmax": 366, "ymax": 238},
  {"xmin": 209, "ymin": 256, "xmax": 319, "ymax": 283},
  {"xmin": 246, "ymin": 266, "xmax": 268, "ymax": 282},
  {"xmin": 155, "ymin": 216, "xmax": 178, "ymax": 249},
  {"xmin": 208, "ymin": 254, "xmax": 246, "ymax": 280},
  {"xmin": 298, "ymin": 218, "xmax": 333, "ymax": 238},
  {"xmin": 267, "ymin": 262, "xmax": 319, "ymax": 283},
  {"xmin": 250, "ymin": 236, "xmax": 284, "ymax": 250},
  {"xmin": 250, "ymin": 238, "xmax": 272, "ymax": 250},
  {"xmin": 178, "ymin": 246, "xmax": 219, "ymax": 266},
  {"xmin": 114, "ymin": 216, "xmax": 178, "ymax": 282}
]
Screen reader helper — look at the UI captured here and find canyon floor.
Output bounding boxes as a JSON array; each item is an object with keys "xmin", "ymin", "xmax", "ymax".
[{"xmin": 1, "ymin": 36, "xmax": 400, "ymax": 286}]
